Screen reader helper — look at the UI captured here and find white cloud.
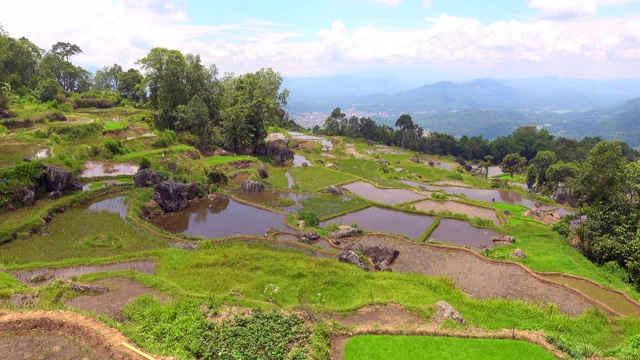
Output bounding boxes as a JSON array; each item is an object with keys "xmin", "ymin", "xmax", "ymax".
[
  {"xmin": 423, "ymin": 0, "xmax": 432, "ymax": 7},
  {"xmin": 529, "ymin": 0, "xmax": 597, "ymax": 19}
]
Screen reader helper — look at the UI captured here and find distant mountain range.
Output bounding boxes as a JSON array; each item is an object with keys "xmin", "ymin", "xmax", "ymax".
[{"xmin": 284, "ymin": 76, "xmax": 640, "ymax": 146}]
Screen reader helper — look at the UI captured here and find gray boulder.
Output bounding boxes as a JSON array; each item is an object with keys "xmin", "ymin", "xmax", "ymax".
[
  {"xmin": 240, "ymin": 180, "xmax": 265, "ymax": 193},
  {"xmin": 258, "ymin": 166, "xmax": 269, "ymax": 179},
  {"xmin": 254, "ymin": 140, "xmax": 294, "ymax": 163},
  {"xmin": 21, "ymin": 187, "xmax": 35, "ymax": 206},
  {"xmin": 134, "ymin": 168, "xmax": 162, "ymax": 187},
  {"xmin": 153, "ymin": 179, "xmax": 189, "ymax": 212},
  {"xmin": 433, "ymin": 301, "xmax": 466, "ymax": 325},
  {"xmin": 298, "ymin": 232, "xmax": 320, "ymax": 241},
  {"xmin": 410, "ymin": 155, "xmax": 420, "ymax": 163},
  {"xmin": 49, "ymin": 191, "xmax": 62, "ymax": 199},
  {"xmin": 186, "ymin": 182, "xmax": 205, "ymax": 200},
  {"xmin": 345, "ymin": 243, "xmax": 399, "ymax": 271},
  {"xmin": 328, "ymin": 227, "xmax": 362, "ymax": 239},
  {"xmin": 510, "ymin": 248, "xmax": 527, "ymax": 259},
  {"xmin": 338, "ymin": 249, "xmax": 369, "ymax": 271},
  {"xmin": 42, "ymin": 165, "xmax": 71, "ymax": 192},
  {"xmin": 327, "ymin": 185, "xmax": 343, "ymax": 195}
]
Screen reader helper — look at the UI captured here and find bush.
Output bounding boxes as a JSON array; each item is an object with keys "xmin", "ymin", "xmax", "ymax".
[
  {"xmin": 139, "ymin": 157, "xmax": 151, "ymax": 170},
  {"xmin": 299, "ymin": 211, "xmax": 320, "ymax": 227},
  {"xmin": 152, "ymin": 130, "xmax": 177, "ymax": 148},
  {"xmin": 103, "ymin": 138, "xmax": 126, "ymax": 156},
  {"xmin": 551, "ymin": 221, "xmax": 571, "ymax": 238}
]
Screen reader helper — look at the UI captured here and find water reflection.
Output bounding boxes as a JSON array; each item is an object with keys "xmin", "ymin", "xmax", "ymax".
[
  {"xmin": 428, "ymin": 219, "xmax": 498, "ymax": 249},
  {"xmin": 149, "ymin": 195, "xmax": 290, "ymax": 238},
  {"xmin": 320, "ymin": 206, "xmax": 434, "ymax": 239},
  {"xmin": 84, "ymin": 195, "xmax": 128, "ymax": 220},
  {"xmin": 422, "ymin": 184, "xmax": 554, "ymax": 209},
  {"xmin": 343, "ymin": 181, "xmax": 426, "ymax": 205},
  {"xmin": 81, "ymin": 161, "xmax": 139, "ymax": 178}
]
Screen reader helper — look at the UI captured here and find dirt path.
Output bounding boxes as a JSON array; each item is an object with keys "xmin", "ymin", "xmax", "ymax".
[
  {"xmin": 0, "ymin": 310, "xmax": 164, "ymax": 359},
  {"xmin": 327, "ymin": 304, "xmax": 565, "ymax": 360},
  {"xmin": 354, "ymin": 234, "xmax": 609, "ymax": 316}
]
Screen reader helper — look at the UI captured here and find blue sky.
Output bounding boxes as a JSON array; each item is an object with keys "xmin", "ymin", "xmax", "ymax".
[{"xmin": 3, "ymin": 0, "xmax": 640, "ymax": 80}]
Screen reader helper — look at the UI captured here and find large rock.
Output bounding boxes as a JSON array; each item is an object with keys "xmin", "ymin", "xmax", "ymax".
[
  {"xmin": 510, "ymin": 248, "xmax": 527, "ymax": 258},
  {"xmin": 153, "ymin": 179, "xmax": 189, "ymax": 212},
  {"xmin": 240, "ymin": 180, "xmax": 265, "ymax": 193},
  {"xmin": 21, "ymin": 187, "xmax": 35, "ymax": 206},
  {"xmin": 42, "ymin": 165, "xmax": 72, "ymax": 192},
  {"xmin": 432, "ymin": 301, "xmax": 466, "ymax": 325},
  {"xmin": 327, "ymin": 185, "xmax": 343, "ymax": 195},
  {"xmin": 338, "ymin": 249, "xmax": 369, "ymax": 271},
  {"xmin": 254, "ymin": 140, "xmax": 294, "ymax": 163},
  {"xmin": 258, "ymin": 166, "xmax": 269, "ymax": 179},
  {"xmin": 410, "ymin": 155, "xmax": 420, "ymax": 163},
  {"xmin": 298, "ymin": 232, "xmax": 320, "ymax": 243},
  {"xmin": 134, "ymin": 168, "xmax": 162, "ymax": 187},
  {"xmin": 345, "ymin": 243, "xmax": 399, "ymax": 271},
  {"xmin": 186, "ymin": 182, "xmax": 205, "ymax": 200},
  {"xmin": 328, "ymin": 227, "xmax": 362, "ymax": 239},
  {"xmin": 67, "ymin": 178, "xmax": 83, "ymax": 191},
  {"xmin": 491, "ymin": 235, "xmax": 515, "ymax": 246}
]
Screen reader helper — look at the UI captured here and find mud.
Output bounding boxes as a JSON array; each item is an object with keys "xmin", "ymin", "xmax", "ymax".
[
  {"xmin": 354, "ymin": 234, "xmax": 601, "ymax": 316},
  {"xmin": 11, "ymin": 260, "xmax": 155, "ymax": 286},
  {"xmin": 342, "ymin": 181, "xmax": 426, "ymax": 205},
  {"xmin": 66, "ymin": 278, "xmax": 170, "ymax": 318},
  {"xmin": 0, "ymin": 332, "xmax": 111, "ymax": 360},
  {"xmin": 0, "ymin": 310, "xmax": 162, "ymax": 359},
  {"xmin": 415, "ymin": 200, "xmax": 500, "ymax": 226}
]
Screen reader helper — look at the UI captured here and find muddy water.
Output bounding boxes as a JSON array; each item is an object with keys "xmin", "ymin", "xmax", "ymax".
[
  {"xmin": 414, "ymin": 200, "xmax": 500, "ymax": 226},
  {"xmin": 149, "ymin": 195, "xmax": 290, "ymax": 238},
  {"xmin": 400, "ymin": 180, "xmax": 425, "ymax": 188},
  {"xmin": 293, "ymin": 155, "xmax": 312, "ymax": 167},
  {"xmin": 228, "ymin": 189, "xmax": 309, "ymax": 213},
  {"xmin": 356, "ymin": 235, "xmax": 594, "ymax": 316},
  {"xmin": 81, "ymin": 161, "xmax": 139, "ymax": 178},
  {"xmin": 83, "ymin": 195, "xmax": 128, "ymax": 220},
  {"xmin": 343, "ymin": 182, "xmax": 426, "ymax": 205},
  {"xmin": 422, "ymin": 185, "xmax": 554, "ymax": 209},
  {"xmin": 0, "ymin": 143, "xmax": 48, "ymax": 168},
  {"xmin": 289, "ymin": 131, "xmax": 333, "ymax": 150},
  {"xmin": 320, "ymin": 207, "xmax": 434, "ymax": 240},
  {"xmin": 540, "ymin": 273, "xmax": 640, "ymax": 317},
  {"xmin": 428, "ymin": 218, "xmax": 498, "ymax": 249},
  {"xmin": 11, "ymin": 260, "xmax": 155, "ymax": 286}
]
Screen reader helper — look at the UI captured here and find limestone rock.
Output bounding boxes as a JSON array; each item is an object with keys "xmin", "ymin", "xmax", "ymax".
[
  {"xmin": 510, "ymin": 248, "xmax": 527, "ymax": 258},
  {"xmin": 254, "ymin": 140, "xmax": 294, "ymax": 163},
  {"xmin": 186, "ymin": 182, "xmax": 205, "ymax": 200},
  {"xmin": 327, "ymin": 185, "xmax": 343, "ymax": 195},
  {"xmin": 67, "ymin": 178, "xmax": 83, "ymax": 191},
  {"xmin": 491, "ymin": 235, "xmax": 515, "ymax": 244},
  {"xmin": 432, "ymin": 301, "xmax": 466, "ymax": 325},
  {"xmin": 240, "ymin": 180, "xmax": 265, "ymax": 193},
  {"xmin": 134, "ymin": 168, "xmax": 162, "ymax": 187},
  {"xmin": 258, "ymin": 166, "xmax": 269, "ymax": 179},
  {"xmin": 410, "ymin": 155, "xmax": 420, "ymax": 163},
  {"xmin": 328, "ymin": 227, "xmax": 362, "ymax": 239},
  {"xmin": 49, "ymin": 191, "xmax": 62, "ymax": 199},
  {"xmin": 153, "ymin": 179, "xmax": 189, "ymax": 212},
  {"xmin": 345, "ymin": 243, "xmax": 399, "ymax": 271},
  {"xmin": 21, "ymin": 187, "xmax": 35, "ymax": 206},
  {"xmin": 377, "ymin": 158, "xmax": 390, "ymax": 165},
  {"xmin": 42, "ymin": 165, "xmax": 71, "ymax": 192},
  {"xmin": 338, "ymin": 249, "xmax": 369, "ymax": 271},
  {"xmin": 298, "ymin": 232, "xmax": 320, "ymax": 241}
]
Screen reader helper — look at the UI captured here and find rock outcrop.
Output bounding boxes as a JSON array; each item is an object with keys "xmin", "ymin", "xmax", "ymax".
[
  {"xmin": 258, "ymin": 166, "xmax": 269, "ymax": 179},
  {"xmin": 338, "ymin": 249, "xmax": 369, "ymax": 271},
  {"xmin": 327, "ymin": 185, "xmax": 343, "ymax": 195},
  {"xmin": 432, "ymin": 301, "xmax": 466, "ymax": 325},
  {"xmin": 491, "ymin": 234, "xmax": 515, "ymax": 246},
  {"xmin": 186, "ymin": 182, "xmax": 205, "ymax": 200},
  {"xmin": 134, "ymin": 168, "xmax": 162, "ymax": 187},
  {"xmin": 240, "ymin": 180, "xmax": 265, "ymax": 193},
  {"xmin": 298, "ymin": 232, "xmax": 320, "ymax": 244},
  {"xmin": 328, "ymin": 227, "xmax": 362, "ymax": 239},
  {"xmin": 49, "ymin": 191, "xmax": 62, "ymax": 199},
  {"xmin": 153, "ymin": 179, "xmax": 189, "ymax": 212},
  {"xmin": 254, "ymin": 140, "xmax": 294, "ymax": 163},
  {"xmin": 410, "ymin": 155, "xmax": 420, "ymax": 163},
  {"xmin": 21, "ymin": 187, "xmax": 35, "ymax": 206},
  {"xmin": 345, "ymin": 243, "xmax": 399, "ymax": 271},
  {"xmin": 42, "ymin": 165, "xmax": 72, "ymax": 192},
  {"xmin": 510, "ymin": 248, "xmax": 527, "ymax": 258}
]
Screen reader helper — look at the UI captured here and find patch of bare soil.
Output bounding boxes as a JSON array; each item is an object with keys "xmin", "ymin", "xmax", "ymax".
[
  {"xmin": 0, "ymin": 310, "xmax": 164, "ymax": 360},
  {"xmin": 66, "ymin": 278, "xmax": 170, "ymax": 318},
  {"xmin": 354, "ymin": 234, "xmax": 604, "ymax": 316},
  {"xmin": 414, "ymin": 200, "xmax": 500, "ymax": 225},
  {"xmin": 0, "ymin": 331, "xmax": 111, "ymax": 360},
  {"xmin": 345, "ymin": 145, "xmax": 368, "ymax": 159}
]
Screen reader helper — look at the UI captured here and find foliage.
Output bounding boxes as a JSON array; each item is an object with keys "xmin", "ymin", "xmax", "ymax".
[
  {"xmin": 551, "ymin": 221, "xmax": 571, "ymax": 238},
  {"xmin": 299, "ymin": 210, "xmax": 320, "ymax": 227}
]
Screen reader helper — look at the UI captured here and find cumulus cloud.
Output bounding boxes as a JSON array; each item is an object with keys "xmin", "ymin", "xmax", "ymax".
[{"xmin": 529, "ymin": 0, "xmax": 597, "ymax": 19}]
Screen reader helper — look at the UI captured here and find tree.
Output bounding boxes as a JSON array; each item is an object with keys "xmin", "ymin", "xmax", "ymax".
[
  {"xmin": 530, "ymin": 150, "xmax": 557, "ymax": 187},
  {"xmin": 526, "ymin": 164, "xmax": 537, "ymax": 191},
  {"xmin": 94, "ymin": 63, "xmax": 123, "ymax": 92},
  {"xmin": 51, "ymin": 41, "xmax": 82, "ymax": 62},
  {"xmin": 500, "ymin": 153, "xmax": 527, "ymax": 180},
  {"xmin": 395, "ymin": 114, "xmax": 414, "ymax": 149},
  {"xmin": 322, "ymin": 108, "xmax": 344, "ymax": 136},
  {"xmin": 118, "ymin": 68, "xmax": 145, "ymax": 102},
  {"xmin": 573, "ymin": 141, "xmax": 626, "ymax": 206},
  {"xmin": 176, "ymin": 95, "xmax": 212, "ymax": 149}
]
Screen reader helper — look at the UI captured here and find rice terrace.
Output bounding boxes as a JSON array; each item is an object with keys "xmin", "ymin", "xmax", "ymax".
[{"xmin": 4, "ymin": 7, "xmax": 640, "ymax": 359}]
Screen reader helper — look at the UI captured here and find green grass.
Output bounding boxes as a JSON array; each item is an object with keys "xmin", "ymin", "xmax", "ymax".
[
  {"xmin": 0, "ymin": 207, "xmax": 165, "ymax": 266},
  {"xmin": 284, "ymin": 166, "xmax": 357, "ymax": 192},
  {"xmin": 494, "ymin": 173, "xmax": 527, "ymax": 183},
  {"xmin": 0, "ymin": 272, "xmax": 26, "ymax": 296},
  {"xmin": 204, "ymin": 155, "xmax": 258, "ymax": 165},
  {"xmin": 113, "ymin": 145, "xmax": 195, "ymax": 162},
  {"xmin": 345, "ymin": 336, "xmax": 556, "ymax": 360},
  {"xmin": 300, "ymin": 195, "xmax": 371, "ymax": 220},
  {"xmin": 103, "ymin": 121, "xmax": 128, "ymax": 132},
  {"xmin": 336, "ymin": 158, "xmax": 396, "ymax": 186}
]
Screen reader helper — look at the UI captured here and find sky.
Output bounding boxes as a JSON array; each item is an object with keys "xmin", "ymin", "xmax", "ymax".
[{"xmin": 3, "ymin": 0, "xmax": 640, "ymax": 81}]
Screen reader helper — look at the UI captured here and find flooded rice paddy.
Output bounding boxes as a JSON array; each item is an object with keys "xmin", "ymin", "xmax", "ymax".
[
  {"xmin": 289, "ymin": 131, "xmax": 333, "ymax": 150},
  {"xmin": 293, "ymin": 155, "xmax": 312, "ymax": 167},
  {"xmin": 149, "ymin": 195, "xmax": 290, "ymax": 237},
  {"xmin": 82, "ymin": 195, "xmax": 128, "ymax": 220},
  {"xmin": 422, "ymin": 184, "xmax": 554, "ymax": 209},
  {"xmin": 228, "ymin": 189, "xmax": 309, "ymax": 213},
  {"xmin": 414, "ymin": 200, "xmax": 500, "ymax": 226},
  {"xmin": 342, "ymin": 181, "xmax": 426, "ymax": 205},
  {"xmin": 81, "ymin": 161, "xmax": 139, "ymax": 178},
  {"xmin": 0, "ymin": 143, "xmax": 48, "ymax": 168},
  {"xmin": 427, "ymin": 218, "xmax": 499, "ymax": 249},
  {"xmin": 320, "ymin": 207, "xmax": 434, "ymax": 240},
  {"xmin": 10, "ymin": 260, "xmax": 155, "ymax": 286}
]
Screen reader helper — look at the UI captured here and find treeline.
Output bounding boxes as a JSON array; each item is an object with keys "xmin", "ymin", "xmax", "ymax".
[{"xmin": 0, "ymin": 25, "xmax": 294, "ymax": 152}]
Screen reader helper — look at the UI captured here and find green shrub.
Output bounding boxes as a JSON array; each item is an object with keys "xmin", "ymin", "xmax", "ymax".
[
  {"xmin": 551, "ymin": 221, "xmax": 571, "ymax": 238},
  {"xmin": 103, "ymin": 138, "xmax": 126, "ymax": 156},
  {"xmin": 139, "ymin": 157, "xmax": 151, "ymax": 170},
  {"xmin": 431, "ymin": 191, "xmax": 447, "ymax": 200},
  {"xmin": 299, "ymin": 211, "xmax": 320, "ymax": 227}
]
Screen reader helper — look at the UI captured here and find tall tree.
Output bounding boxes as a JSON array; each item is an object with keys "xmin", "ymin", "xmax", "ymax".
[
  {"xmin": 500, "ymin": 153, "xmax": 527, "ymax": 180},
  {"xmin": 395, "ymin": 114, "xmax": 414, "ymax": 149}
]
